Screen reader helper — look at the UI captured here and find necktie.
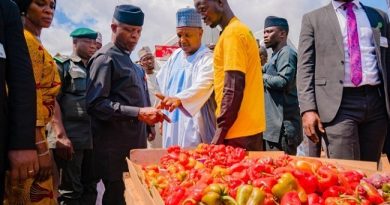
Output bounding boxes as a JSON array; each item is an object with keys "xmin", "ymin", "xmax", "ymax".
[{"xmin": 345, "ymin": 2, "xmax": 362, "ymax": 86}]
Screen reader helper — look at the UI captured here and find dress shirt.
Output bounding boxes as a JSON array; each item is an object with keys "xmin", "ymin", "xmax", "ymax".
[{"xmin": 332, "ymin": 0, "xmax": 381, "ymax": 87}]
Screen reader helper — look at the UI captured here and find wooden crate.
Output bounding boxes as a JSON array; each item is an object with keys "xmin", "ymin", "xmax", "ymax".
[
  {"xmin": 124, "ymin": 158, "xmax": 164, "ymax": 205},
  {"xmin": 124, "ymin": 149, "xmax": 385, "ymax": 204}
]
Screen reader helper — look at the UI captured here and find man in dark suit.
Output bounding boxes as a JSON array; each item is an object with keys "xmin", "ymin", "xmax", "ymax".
[
  {"xmin": 87, "ymin": 5, "xmax": 166, "ymax": 204},
  {"xmin": 0, "ymin": 0, "xmax": 38, "ymax": 202},
  {"xmin": 297, "ymin": 0, "xmax": 390, "ymax": 161}
]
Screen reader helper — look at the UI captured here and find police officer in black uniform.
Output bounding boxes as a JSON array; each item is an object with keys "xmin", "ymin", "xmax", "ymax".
[{"xmin": 51, "ymin": 28, "xmax": 98, "ymax": 205}]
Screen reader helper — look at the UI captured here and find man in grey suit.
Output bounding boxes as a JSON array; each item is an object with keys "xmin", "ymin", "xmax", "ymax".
[{"xmin": 297, "ymin": 0, "xmax": 390, "ymax": 162}]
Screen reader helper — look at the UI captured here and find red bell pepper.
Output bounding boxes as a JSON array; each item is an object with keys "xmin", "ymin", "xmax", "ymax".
[
  {"xmin": 167, "ymin": 145, "xmax": 181, "ymax": 153},
  {"xmin": 307, "ymin": 193, "xmax": 324, "ymax": 205},
  {"xmin": 340, "ymin": 170, "xmax": 364, "ymax": 184},
  {"xmin": 292, "ymin": 170, "xmax": 318, "ymax": 194},
  {"xmin": 321, "ymin": 186, "xmax": 347, "ymax": 200},
  {"xmin": 316, "ymin": 166, "xmax": 339, "ymax": 192},
  {"xmin": 257, "ymin": 157, "xmax": 274, "ymax": 167},
  {"xmin": 224, "ymin": 175, "xmax": 245, "ymax": 199},
  {"xmin": 274, "ymin": 154, "xmax": 293, "ymax": 168},
  {"xmin": 229, "ymin": 163, "xmax": 248, "ymax": 174},
  {"xmin": 338, "ymin": 170, "xmax": 364, "ymax": 192},
  {"xmin": 164, "ymin": 186, "xmax": 186, "ymax": 205},
  {"xmin": 273, "ymin": 167, "xmax": 295, "ymax": 176},
  {"xmin": 280, "ymin": 191, "xmax": 302, "ymax": 205},
  {"xmin": 360, "ymin": 180, "xmax": 384, "ymax": 204},
  {"xmin": 178, "ymin": 152, "xmax": 189, "ymax": 166},
  {"xmin": 252, "ymin": 177, "xmax": 277, "ymax": 193},
  {"xmin": 183, "ymin": 182, "xmax": 208, "ymax": 204},
  {"xmin": 264, "ymin": 193, "xmax": 276, "ymax": 205},
  {"xmin": 229, "ymin": 163, "xmax": 250, "ymax": 183},
  {"xmin": 248, "ymin": 163, "xmax": 267, "ymax": 180}
]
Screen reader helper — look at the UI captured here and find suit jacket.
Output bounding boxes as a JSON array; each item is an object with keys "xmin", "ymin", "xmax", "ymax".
[
  {"xmin": 0, "ymin": 0, "xmax": 36, "ymax": 197},
  {"xmin": 297, "ymin": 2, "xmax": 390, "ymax": 123},
  {"xmin": 87, "ymin": 43, "xmax": 149, "ymax": 181}
]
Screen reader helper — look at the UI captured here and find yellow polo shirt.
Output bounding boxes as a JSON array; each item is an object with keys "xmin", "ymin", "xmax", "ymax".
[{"xmin": 213, "ymin": 17, "xmax": 265, "ymax": 139}]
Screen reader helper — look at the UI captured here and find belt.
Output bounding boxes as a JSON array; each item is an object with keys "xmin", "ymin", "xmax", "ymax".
[{"xmin": 343, "ymin": 84, "xmax": 382, "ymax": 96}]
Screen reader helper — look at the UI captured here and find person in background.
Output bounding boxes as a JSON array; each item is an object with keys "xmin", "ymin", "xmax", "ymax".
[
  {"xmin": 259, "ymin": 45, "xmax": 268, "ymax": 66},
  {"xmin": 51, "ymin": 28, "xmax": 98, "ymax": 205},
  {"xmin": 297, "ymin": 0, "xmax": 390, "ymax": 161},
  {"xmin": 6, "ymin": 0, "xmax": 60, "ymax": 204},
  {"xmin": 0, "ymin": 0, "xmax": 38, "ymax": 203},
  {"xmin": 138, "ymin": 46, "xmax": 162, "ymax": 148},
  {"xmin": 156, "ymin": 7, "xmax": 216, "ymax": 148},
  {"xmin": 194, "ymin": 0, "xmax": 265, "ymax": 150},
  {"xmin": 86, "ymin": 5, "xmax": 167, "ymax": 204},
  {"xmin": 95, "ymin": 32, "xmax": 102, "ymax": 50},
  {"xmin": 262, "ymin": 16, "xmax": 302, "ymax": 155}
]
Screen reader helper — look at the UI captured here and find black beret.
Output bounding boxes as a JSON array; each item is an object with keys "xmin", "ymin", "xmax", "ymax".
[
  {"xmin": 114, "ymin": 4, "xmax": 144, "ymax": 26},
  {"xmin": 264, "ymin": 16, "xmax": 289, "ymax": 30},
  {"xmin": 13, "ymin": 0, "xmax": 56, "ymax": 14}
]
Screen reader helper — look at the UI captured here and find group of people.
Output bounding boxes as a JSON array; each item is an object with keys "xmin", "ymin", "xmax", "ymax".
[{"xmin": 1, "ymin": 0, "xmax": 390, "ymax": 204}]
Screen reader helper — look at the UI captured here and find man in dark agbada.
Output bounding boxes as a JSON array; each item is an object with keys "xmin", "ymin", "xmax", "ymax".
[
  {"xmin": 86, "ymin": 4, "xmax": 167, "ymax": 205},
  {"xmin": 262, "ymin": 16, "xmax": 302, "ymax": 155}
]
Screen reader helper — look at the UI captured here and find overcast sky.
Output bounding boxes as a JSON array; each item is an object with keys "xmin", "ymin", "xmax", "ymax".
[{"xmin": 41, "ymin": 0, "xmax": 388, "ymax": 60}]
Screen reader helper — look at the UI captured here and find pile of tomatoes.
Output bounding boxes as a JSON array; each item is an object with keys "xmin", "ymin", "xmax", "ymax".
[{"xmin": 142, "ymin": 144, "xmax": 390, "ymax": 205}]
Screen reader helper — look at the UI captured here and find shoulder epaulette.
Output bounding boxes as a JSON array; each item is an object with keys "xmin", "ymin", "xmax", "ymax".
[{"xmin": 53, "ymin": 53, "xmax": 70, "ymax": 64}]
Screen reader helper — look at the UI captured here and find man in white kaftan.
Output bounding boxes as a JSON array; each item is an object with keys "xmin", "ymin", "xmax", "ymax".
[{"xmin": 157, "ymin": 7, "xmax": 216, "ymax": 148}]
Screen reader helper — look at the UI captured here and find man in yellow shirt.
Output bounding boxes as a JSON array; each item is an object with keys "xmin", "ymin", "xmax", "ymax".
[{"xmin": 194, "ymin": 0, "xmax": 265, "ymax": 150}]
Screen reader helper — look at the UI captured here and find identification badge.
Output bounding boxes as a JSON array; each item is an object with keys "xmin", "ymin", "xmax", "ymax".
[
  {"xmin": 0, "ymin": 43, "xmax": 6, "ymax": 59},
  {"xmin": 380, "ymin": 36, "xmax": 388, "ymax": 48}
]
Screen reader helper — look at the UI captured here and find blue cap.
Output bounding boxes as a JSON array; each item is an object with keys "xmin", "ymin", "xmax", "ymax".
[
  {"xmin": 114, "ymin": 4, "xmax": 144, "ymax": 26},
  {"xmin": 264, "ymin": 16, "xmax": 289, "ymax": 31},
  {"xmin": 70, "ymin": 28, "xmax": 98, "ymax": 39},
  {"xmin": 176, "ymin": 7, "xmax": 202, "ymax": 28}
]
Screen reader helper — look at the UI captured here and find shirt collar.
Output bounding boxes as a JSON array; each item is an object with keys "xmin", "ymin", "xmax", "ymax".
[
  {"xmin": 70, "ymin": 53, "xmax": 82, "ymax": 63},
  {"xmin": 181, "ymin": 44, "xmax": 206, "ymax": 61},
  {"xmin": 332, "ymin": 0, "xmax": 362, "ymax": 10}
]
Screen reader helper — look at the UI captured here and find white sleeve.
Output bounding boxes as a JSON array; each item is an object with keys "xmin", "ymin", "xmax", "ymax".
[{"xmin": 175, "ymin": 53, "xmax": 214, "ymax": 117}]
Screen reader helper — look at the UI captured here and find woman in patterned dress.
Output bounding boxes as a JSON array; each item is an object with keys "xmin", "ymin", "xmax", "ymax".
[{"xmin": 4, "ymin": 0, "xmax": 60, "ymax": 204}]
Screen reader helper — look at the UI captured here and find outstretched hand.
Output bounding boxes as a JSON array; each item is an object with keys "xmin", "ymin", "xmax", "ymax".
[
  {"xmin": 155, "ymin": 93, "xmax": 182, "ymax": 112},
  {"xmin": 138, "ymin": 107, "xmax": 171, "ymax": 125}
]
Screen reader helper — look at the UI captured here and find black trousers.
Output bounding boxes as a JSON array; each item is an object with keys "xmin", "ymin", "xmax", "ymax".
[
  {"xmin": 265, "ymin": 138, "xmax": 298, "ymax": 155},
  {"xmin": 323, "ymin": 85, "xmax": 387, "ymax": 162},
  {"xmin": 0, "ymin": 168, "xmax": 4, "ymax": 205},
  {"xmin": 264, "ymin": 123, "xmax": 300, "ymax": 155},
  {"xmin": 55, "ymin": 149, "xmax": 97, "ymax": 205},
  {"xmin": 224, "ymin": 132, "xmax": 263, "ymax": 151},
  {"xmin": 101, "ymin": 179, "xmax": 126, "ymax": 205}
]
